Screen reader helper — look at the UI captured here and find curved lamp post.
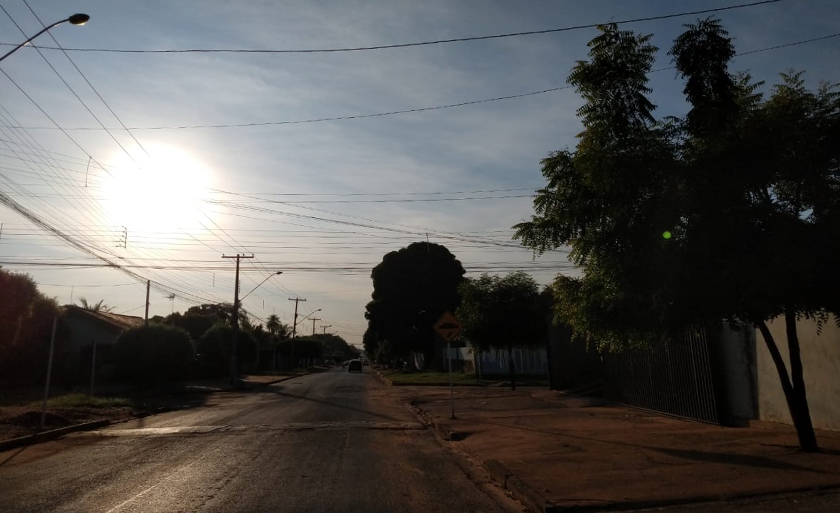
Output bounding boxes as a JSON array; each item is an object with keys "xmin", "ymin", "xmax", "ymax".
[
  {"xmin": 288, "ymin": 308, "xmax": 321, "ymax": 372},
  {"xmin": 0, "ymin": 14, "xmax": 90, "ymax": 63},
  {"xmin": 230, "ymin": 271, "xmax": 282, "ymax": 388}
]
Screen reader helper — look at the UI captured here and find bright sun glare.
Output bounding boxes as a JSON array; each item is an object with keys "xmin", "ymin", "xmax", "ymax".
[{"xmin": 102, "ymin": 144, "xmax": 213, "ymax": 233}]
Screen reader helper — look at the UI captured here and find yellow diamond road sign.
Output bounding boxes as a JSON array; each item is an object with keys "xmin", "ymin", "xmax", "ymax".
[{"xmin": 434, "ymin": 311, "xmax": 462, "ymax": 342}]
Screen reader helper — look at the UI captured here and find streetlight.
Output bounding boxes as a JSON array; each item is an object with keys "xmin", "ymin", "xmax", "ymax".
[
  {"xmin": 290, "ymin": 308, "xmax": 321, "ymax": 371},
  {"xmin": 0, "ymin": 14, "xmax": 90, "ymax": 63},
  {"xmin": 295, "ymin": 308, "xmax": 322, "ymax": 331},
  {"xmin": 240, "ymin": 271, "xmax": 282, "ymax": 302},
  {"xmin": 230, "ymin": 271, "xmax": 282, "ymax": 388}
]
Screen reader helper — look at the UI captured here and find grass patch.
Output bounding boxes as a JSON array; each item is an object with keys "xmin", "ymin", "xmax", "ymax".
[
  {"xmin": 383, "ymin": 371, "xmax": 484, "ymax": 386},
  {"xmin": 381, "ymin": 370, "xmax": 550, "ymax": 387},
  {"xmin": 34, "ymin": 393, "xmax": 133, "ymax": 409}
]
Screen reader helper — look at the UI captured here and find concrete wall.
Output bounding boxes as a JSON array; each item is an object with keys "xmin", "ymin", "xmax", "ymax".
[{"xmin": 756, "ymin": 315, "xmax": 840, "ymax": 431}]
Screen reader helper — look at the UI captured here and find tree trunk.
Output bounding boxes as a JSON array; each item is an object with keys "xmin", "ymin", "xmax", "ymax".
[
  {"xmin": 508, "ymin": 347, "xmax": 517, "ymax": 391},
  {"xmin": 756, "ymin": 314, "xmax": 818, "ymax": 452}
]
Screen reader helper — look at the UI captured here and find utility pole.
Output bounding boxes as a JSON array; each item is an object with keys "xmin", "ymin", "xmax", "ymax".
[
  {"xmin": 288, "ymin": 297, "xmax": 306, "ymax": 370},
  {"xmin": 224, "ymin": 254, "xmax": 254, "ymax": 387},
  {"xmin": 322, "ymin": 325, "xmax": 331, "ymax": 336},
  {"xmin": 40, "ymin": 317, "xmax": 58, "ymax": 430},
  {"xmin": 144, "ymin": 280, "xmax": 150, "ymax": 327},
  {"xmin": 310, "ymin": 318, "xmax": 321, "ymax": 336}
]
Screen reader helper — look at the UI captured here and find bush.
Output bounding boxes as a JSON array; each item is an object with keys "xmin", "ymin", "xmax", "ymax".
[
  {"xmin": 114, "ymin": 324, "xmax": 195, "ymax": 388},
  {"xmin": 196, "ymin": 325, "xmax": 258, "ymax": 377}
]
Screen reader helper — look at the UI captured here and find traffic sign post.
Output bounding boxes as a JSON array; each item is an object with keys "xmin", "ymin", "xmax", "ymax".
[{"xmin": 434, "ymin": 312, "xmax": 462, "ymax": 419}]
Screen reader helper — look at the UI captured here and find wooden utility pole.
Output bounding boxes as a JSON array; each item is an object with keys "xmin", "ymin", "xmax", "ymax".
[
  {"xmin": 310, "ymin": 318, "xmax": 321, "ymax": 336},
  {"xmin": 224, "ymin": 254, "xmax": 254, "ymax": 387},
  {"xmin": 322, "ymin": 325, "xmax": 331, "ymax": 336},
  {"xmin": 144, "ymin": 280, "xmax": 150, "ymax": 326},
  {"xmin": 288, "ymin": 297, "xmax": 306, "ymax": 369}
]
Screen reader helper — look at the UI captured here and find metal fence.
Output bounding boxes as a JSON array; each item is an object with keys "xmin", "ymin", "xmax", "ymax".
[{"xmin": 603, "ymin": 327, "xmax": 720, "ymax": 424}]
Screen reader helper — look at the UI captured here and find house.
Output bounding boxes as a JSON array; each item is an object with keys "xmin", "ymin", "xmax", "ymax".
[{"xmin": 61, "ymin": 306, "xmax": 144, "ymax": 382}]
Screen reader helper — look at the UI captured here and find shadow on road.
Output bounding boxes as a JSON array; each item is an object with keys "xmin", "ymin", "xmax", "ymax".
[
  {"xmin": 265, "ymin": 387, "xmax": 403, "ymax": 422},
  {"xmin": 0, "ymin": 446, "xmax": 27, "ymax": 468}
]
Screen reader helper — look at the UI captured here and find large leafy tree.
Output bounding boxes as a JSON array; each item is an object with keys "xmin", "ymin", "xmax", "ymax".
[
  {"xmin": 514, "ymin": 19, "xmax": 839, "ymax": 451},
  {"xmin": 456, "ymin": 272, "xmax": 546, "ymax": 390},
  {"xmin": 365, "ymin": 242, "xmax": 465, "ymax": 369},
  {"xmin": 0, "ymin": 270, "xmax": 61, "ymax": 383}
]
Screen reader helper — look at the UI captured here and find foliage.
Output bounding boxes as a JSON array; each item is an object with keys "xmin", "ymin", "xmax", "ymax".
[
  {"xmin": 514, "ymin": 19, "xmax": 839, "ymax": 451},
  {"xmin": 275, "ymin": 336, "xmax": 322, "ymax": 361},
  {"xmin": 196, "ymin": 324, "xmax": 259, "ymax": 377},
  {"xmin": 38, "ymin": 393, "xmax": 132, "ymax": 409},
  {"xmin": 164, "ymin": 302, "xmax": 252, "ymax": 342},
  {"xmin": 114, "ymin": 324, "xmax": 195, "ymax": 387},
  {"xmin": 457, "ymin": 272, "xmax": 546, "ymax": 390},
  {"xmin": 265, "ymin": 314, "xmax": 291, "ymax": 339},
  {"xmin": 310, "ymin": 333, "xmax": 359, "ymax": 361},
  {"xmin": 77, "ymin": 297, "xmax": 115, "ymax": 313},
  {"xmin": 456, "ymin": 272, "xmax": 546, "ymax": 351},
  {"xmin": 365, "ymin": 242, "xmax": 466, "ymax": 368},
  {"xmin": 0, "ymin": 270, "xmax": 62, "ymax": 384}
]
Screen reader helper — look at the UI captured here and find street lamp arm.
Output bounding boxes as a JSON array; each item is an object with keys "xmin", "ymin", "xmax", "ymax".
[
  {"xmin": 295, "ymin": 308, "xmax": 322, "ymax": 326},
  {"xmin": 0, "ymin": 14, "xmax": 89, "ymax": 63},
  {"xmin": 240, "ymin": 271, "xmax": 282, "ymax": 302}
]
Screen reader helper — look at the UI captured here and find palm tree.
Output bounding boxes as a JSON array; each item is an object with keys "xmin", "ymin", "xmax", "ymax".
[
  {"xmin": 266, "ymin": 314, "xmax": 290, "ymax": 339},
  {"xmin": 77, "ymin": 297, "xmax": 115, "ymax": 313}
]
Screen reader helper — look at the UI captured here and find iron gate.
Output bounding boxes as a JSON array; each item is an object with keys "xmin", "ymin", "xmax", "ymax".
[{"xmin": 603, "ymin": 327, "xmax": 720, "ymax": 424}]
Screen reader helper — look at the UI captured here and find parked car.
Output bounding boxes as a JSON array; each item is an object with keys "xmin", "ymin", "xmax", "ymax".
[{"xmin": 347, "ymin": 359, "xmax": 363, "ymax": 373}]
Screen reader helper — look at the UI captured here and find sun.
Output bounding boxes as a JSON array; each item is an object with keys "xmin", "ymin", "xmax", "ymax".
[{"xmin": 102, "ymin": 144, "xmax": 213, "ymax": 232}]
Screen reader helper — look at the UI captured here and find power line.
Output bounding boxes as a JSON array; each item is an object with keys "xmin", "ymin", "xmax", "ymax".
[
  {"xmin": 2, "ymin": 1, "xmax": 783, "ymax": 54},
  {"xmin": 0, "ymin": 70, "xmax": 113, "ymax": 177},
  {"xmin": 0, "ymin": 4, "xmax": 137, "ymax": 163},
  {"xmin": 11, "ymin": 28, "xmax": 837, "ymax": 133},
  {"xmin": 21, "ymin": 0, "xmax": 150, "ymax": 158},
  {"xmin": 208, "ymin": 187, "xmax": 537, "ymax": 197}
]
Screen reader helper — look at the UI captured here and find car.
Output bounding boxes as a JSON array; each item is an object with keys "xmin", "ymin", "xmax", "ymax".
[
  {"xmin": 347, "ymin": 359, "xmax": 363, "ymax": 373},
  {"xmin": 324, "ymin": 359, "xmax": 336, "ymax": 366}
]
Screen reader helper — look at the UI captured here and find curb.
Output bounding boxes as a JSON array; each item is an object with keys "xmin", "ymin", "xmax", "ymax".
[
  {"xmin": 372, "ymin": 370, "xmax": 393, "ymax": 386},
  {"xmin": 411, "ymin": 404, "xmax": 466, "ymax": 442},
  {"xmin": 0, "ymin": 419, "xmax": 111, "ymax": 453},
  {"xmin": 483, "ymin": 459, "xmax": 555, "ymax": 513}
]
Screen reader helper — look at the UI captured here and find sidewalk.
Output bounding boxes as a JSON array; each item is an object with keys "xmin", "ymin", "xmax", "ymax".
[{"xmin": 399, "ymin": 386, "xmax": 840, "ymax": 512}]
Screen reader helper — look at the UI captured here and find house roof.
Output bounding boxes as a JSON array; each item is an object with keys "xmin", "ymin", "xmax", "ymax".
[{"xmin": 63, "ymin": 305, "xmax": 144, "ymax": 331}]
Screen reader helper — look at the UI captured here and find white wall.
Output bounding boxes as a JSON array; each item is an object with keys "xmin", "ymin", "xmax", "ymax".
[{"xmin": 756, "ymin": 315, "xmax": 840, "ymax": 431}]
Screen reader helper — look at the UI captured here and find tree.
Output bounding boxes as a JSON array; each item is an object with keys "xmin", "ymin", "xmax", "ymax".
[
  {"xmin": 514, "ymin": 19, "xmax": 839, "ymax": 451},
  {"xmin": 196, "ymin": 324, "xmax": 259, "ymax": 377},
  {"xmin": 0, "ymin": 270, "xmax": 62, "ymax": 384},
  {"xmin": 456, "ymin": 272, "xmax": 546, "ymax": 390},
  {"xmin": 310, "ymin": 333, "xmax": 359, "ymax": 361},
  {"xmin": 114, "ymin": 324, "xmax": 195, "ymax": 388},
  {"xmin": 365, "ymin": 242, "xmax": 466, "ymax": 369},
  {"xmin": 77, "ymin": 297, "xmax": 115, "ymax": 313},
  {"xmin": 265, "ymin": 314, "xmax": 290, "ymax": 339}
]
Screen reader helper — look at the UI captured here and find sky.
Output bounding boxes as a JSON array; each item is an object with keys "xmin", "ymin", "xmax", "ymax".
[{"xmin": 1, "ymin": 0, "xmax": 838, "ymax": 348}]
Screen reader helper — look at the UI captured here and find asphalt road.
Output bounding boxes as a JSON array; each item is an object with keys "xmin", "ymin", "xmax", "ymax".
[{"xmin": 0, "ymin": 369, "xmax": 511, "ymax": 513}]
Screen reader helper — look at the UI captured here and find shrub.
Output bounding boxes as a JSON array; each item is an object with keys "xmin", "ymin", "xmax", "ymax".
[
  {"xmin": 114, "ymin": 324, "xmax": 195, "ymax": 388},
  {"xmin": 196, "ymin": 325, "xmax": 258, "ymax": 377}
]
